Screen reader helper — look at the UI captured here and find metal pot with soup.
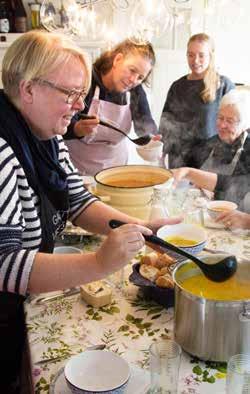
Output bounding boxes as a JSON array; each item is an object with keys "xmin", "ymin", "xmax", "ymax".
[
  {"xmin": 173, "ymin": 255, "xmax": 250, "ymax": 362},
  {"xmin": 93, "ymin": 165, "xmax": 173, "ymax": 219}
]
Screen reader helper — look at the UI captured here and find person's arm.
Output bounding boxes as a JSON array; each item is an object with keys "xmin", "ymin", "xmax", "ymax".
[
  {"xmin": 131, "ymin": 85, "xmax": 157, "ymax": 136},
  {"xmin": 158, "ymin": 82, "xmax": 179, "ymax": 154},
  {"xmin": 221, "ymin": 75, "xmax": 235, "ymax": 95},
  {"xmin": 28, "ymin": 222, "xmax": 153, "ymax": 293},
  {"xmin": 171, "ymin": 167, "xmax": 218, "ymax": 191},
  {"xmin": 0, "ymin": 140, "xmax": 150, "ymax": 296}
]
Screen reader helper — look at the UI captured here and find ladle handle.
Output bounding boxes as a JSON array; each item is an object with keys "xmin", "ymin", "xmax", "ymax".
[
  {"xmin": 109, "ymin": 219, "xmax": 203, "ymax": 266},
  {"xmin": 79, "ymin": 114, "xmax": 127, "ymax": 137}
]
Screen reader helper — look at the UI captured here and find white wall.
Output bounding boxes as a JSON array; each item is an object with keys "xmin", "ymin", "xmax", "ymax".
[{"xmin": 203, "ymin": 1, "xmax": 250, "ymax": 85}]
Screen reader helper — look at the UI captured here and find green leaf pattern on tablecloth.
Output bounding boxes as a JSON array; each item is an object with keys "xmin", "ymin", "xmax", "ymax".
[{"xmin": 25, "ymin": 228, "xmax": 250, "ymax": 394}]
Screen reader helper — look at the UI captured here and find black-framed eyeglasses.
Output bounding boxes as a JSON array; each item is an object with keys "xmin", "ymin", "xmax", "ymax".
[{"xmin": 32, "ymin": 78, "xmax": 87, "ymax": 105}]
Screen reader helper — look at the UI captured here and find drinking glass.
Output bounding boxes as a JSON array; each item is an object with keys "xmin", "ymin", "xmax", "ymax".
[
  {"xmin": 183, "ymin": 208, "xmax": 204, "ymax": 227},
  {"xmin": 149, "ymin": 340, "xmax": 182, "ymax": 394},
  {"xmin": 226, "ymin": 354, "xmax": 250, "ymax": 393}
]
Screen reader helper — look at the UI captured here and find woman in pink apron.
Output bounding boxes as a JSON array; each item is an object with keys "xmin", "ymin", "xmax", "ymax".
[
  {"xmin": 64, "ymin": 39, "xmax": 158, "ymax": 175},
  {"xmin": 170, "ymin": 89, "xmax": 250, "ymax": 211}
]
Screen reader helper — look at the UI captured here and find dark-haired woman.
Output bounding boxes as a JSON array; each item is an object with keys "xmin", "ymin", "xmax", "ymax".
[{"xmin": 64, "ymin": 39, "xmax": 158, "ymax": 175}]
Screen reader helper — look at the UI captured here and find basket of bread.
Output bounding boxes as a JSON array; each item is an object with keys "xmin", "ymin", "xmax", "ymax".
[{"xmin": 129, "ymin": 251, "xmax": 177, "ymax": 308}]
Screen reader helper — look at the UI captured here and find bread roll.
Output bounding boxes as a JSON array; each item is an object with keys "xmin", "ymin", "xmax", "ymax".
[
  {"xmin": 157, "ymin": 266, "xmax": 171, "ymax": 278},
  {"xmin": 139, "ymin": 264, "xmax": 159, "ymax": 282},
  {"xmin": 156, "ymin": 273, "xmax": 175, "ymax": 289},
  {"xmin": 140, "ymin": 252, "xmax": 158, "ymax": 266},
  {"xmin": 156, "ymin": 253, "xmax": 176, "ymax": 268}
]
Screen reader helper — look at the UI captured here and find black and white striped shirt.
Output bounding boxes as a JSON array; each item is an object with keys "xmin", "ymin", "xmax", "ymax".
[{"xmin": 0, "ymin": 136, "xmax": 98, "ymax": 296}]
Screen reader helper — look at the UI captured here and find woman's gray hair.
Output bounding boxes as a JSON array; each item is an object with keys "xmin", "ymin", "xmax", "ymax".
[{"xmin": 219, "ymin": 89, "xmax": 250, "ymax": 131}]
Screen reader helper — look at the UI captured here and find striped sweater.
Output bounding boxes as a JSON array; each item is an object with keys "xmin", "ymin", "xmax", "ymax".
[{"xmin": 0, "ymin": 135, "xmax": 98, "ymax": 296}]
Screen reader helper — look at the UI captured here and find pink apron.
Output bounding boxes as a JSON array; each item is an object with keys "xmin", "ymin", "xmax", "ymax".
[{"xmin": 65, "ymin": 86, "xmax": 132, "ymax": 175}]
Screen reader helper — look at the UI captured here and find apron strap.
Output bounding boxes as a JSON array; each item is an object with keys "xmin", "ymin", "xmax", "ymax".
[{"xmin": 93, "ymin": 85, "xmax": 100, "ymax": 100}]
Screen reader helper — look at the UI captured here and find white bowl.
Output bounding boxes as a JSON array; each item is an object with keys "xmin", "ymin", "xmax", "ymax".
[
  {"xmin": 136, "ymin": 140, "xmax": 163, "ymax": 162},
  {"xmin": 157, "ymin": 223, "xmax": 207, "ymax": 255},
  {"xmin": 207, "ymin": 200, "xmax": 238, "ymax": 220},
  {"xmin": 64, "ymin": 350, "xmax": 130, "ymax": 394},
  {"xmin": 53, "ymin": 246, "xmax": 82, "ymax": 254}
]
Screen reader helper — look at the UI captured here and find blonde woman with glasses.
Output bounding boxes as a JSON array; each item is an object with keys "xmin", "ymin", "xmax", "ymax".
[
  {"xmin": 159, "ymin": 33, "xmax": 234, "ymax": 168},
  {"xmin": 0, "ymin": 31, "xmax": 179, "ymax": 393}
]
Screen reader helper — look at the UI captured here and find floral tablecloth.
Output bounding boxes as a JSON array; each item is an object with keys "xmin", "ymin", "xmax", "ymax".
[{"xmin": 25, "ymin": 227, "xmax": 250, "ymax": 394}]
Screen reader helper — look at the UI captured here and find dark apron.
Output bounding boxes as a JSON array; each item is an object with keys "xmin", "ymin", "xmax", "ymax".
[{"xmin": 0, "ymin": 193, "xmax": 67, "ymax": 393}]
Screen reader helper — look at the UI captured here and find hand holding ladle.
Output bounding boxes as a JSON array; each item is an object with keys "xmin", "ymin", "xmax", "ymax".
[
  {"xmin": 109, "ymin": 220, "xmax": 237, "ymax": 282},
  {"xmin": 79, "ymin": 114, "xmax": 152, "ymax": 146}
]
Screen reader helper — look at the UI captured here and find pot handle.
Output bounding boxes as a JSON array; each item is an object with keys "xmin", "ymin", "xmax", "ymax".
[
  {"xmin": 89, "ymin": 186, "xmax": 111, "ymax": 203},
  {"xmin": 239, "ymin": 303, "xmax": 250, "ymax": 352}
]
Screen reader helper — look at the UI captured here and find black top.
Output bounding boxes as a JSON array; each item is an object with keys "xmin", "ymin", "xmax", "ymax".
[
  {"xmin": 64, "ymin": 68, "xmax": 157, "ymax": 139},
  {"xmin": 159, "ymin": 75, "xmax": 235, "ymax": 168},
  {"xmin": 197, "ymin": 134, "xmax": 250, "ymax": 210}
]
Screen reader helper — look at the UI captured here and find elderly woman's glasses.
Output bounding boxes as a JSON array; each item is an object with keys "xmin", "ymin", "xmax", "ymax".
[
  {"xmin": 217, "ymin": 115, "xmax": 240, "ymax": 127},
  {"xmin": 32, "ymin": 78, "xmax": 87, "ymax": 105}
]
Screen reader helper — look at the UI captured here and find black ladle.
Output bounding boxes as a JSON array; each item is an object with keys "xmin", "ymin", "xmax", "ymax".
[
  {"xmin": 109, "ymin": 220, "xmax": 237, "ymax": 282},
  {"xmin": 79, "ymin": 114, "xmax": 151, "ymax": 146}
]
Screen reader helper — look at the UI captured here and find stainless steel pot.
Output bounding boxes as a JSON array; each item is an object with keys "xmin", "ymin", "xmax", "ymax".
[{"xmin": 173, "ymin": 255, "xmax": 250, "ymax": 362}]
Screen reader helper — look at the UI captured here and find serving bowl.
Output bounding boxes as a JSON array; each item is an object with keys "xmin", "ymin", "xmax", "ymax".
[
  {"xmin": 64, "ymin": 350, "xmax": 130, "ymax": 394},
  {"xmin": 207, "ymin": 200, "xmax": 238, "ymax": 220},
  {"xmin": 136, "ymin": 140, "xmax": 163, "ymax": 162},
  {"xmin": 157, "ymin": 223, "xmax": 206, "ymax": 255},
  {"xmin": 129, "ymin": 263, "xmax": 175, "ymax": 308}
]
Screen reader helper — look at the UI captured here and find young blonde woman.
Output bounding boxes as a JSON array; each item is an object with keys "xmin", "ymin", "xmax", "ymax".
[
  {"xmin": 159, "ymin": 33, "xmax": 234, "ymax": 168},
  {"xmin": 64, "ymin": 39, "xmax": 158, "ymax": 175}
]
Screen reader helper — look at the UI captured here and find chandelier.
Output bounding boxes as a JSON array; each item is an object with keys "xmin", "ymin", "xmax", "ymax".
[{"xmin": 40, "ymin": 0, "xmax": 191, "ymax": 45}]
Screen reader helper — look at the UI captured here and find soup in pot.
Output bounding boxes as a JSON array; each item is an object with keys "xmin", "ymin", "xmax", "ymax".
[
  {"xmin": 180, "ymin": 274, "xmax": 250, "ymax": 301},
  {"xmin": 105, "ymin": 174, "xmax": 169, "ymax": 188}
]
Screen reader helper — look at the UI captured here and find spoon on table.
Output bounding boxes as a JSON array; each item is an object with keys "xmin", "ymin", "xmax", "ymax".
[
  {"xmin": 79, "ymin": 114, "xmax": 152, "ymax": 146},
  {"xmin": 109, "ymin": 220, "xmax": 237, "ymax": 282}
]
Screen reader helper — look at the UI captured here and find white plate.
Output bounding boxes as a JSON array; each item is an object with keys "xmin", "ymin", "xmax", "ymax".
[
  {"xmin": 64, "ymin": 350, "xmax": 130, "ymax": 392},
  {"xmin": 50, "ymin": 365, "xmax": 150, "ymax": 394}
]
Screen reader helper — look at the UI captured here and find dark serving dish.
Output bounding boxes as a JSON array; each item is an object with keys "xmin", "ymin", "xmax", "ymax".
[{"xmin": 129, "ymin": 263, "xmax": 174, "ymax": 309}]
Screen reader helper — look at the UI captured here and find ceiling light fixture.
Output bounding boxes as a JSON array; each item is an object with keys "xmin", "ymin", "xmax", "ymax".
[{"xmin": 40, "ymin": 0, "xmax": 191, "ymax": 45}]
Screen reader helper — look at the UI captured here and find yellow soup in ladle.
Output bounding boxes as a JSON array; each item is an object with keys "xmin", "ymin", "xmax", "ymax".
[{"xmin": 180, "ymin": 274, "xmax": 250, "ymax": 301}]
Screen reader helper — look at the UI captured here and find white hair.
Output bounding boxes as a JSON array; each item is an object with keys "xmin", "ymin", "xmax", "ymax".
[{"xmin": 219, "ymin": 89, "xmax": 250, "ymax": 131}]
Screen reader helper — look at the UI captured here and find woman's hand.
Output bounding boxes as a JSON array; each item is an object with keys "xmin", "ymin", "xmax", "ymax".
[
  {"xmin": 216, "ymin": 210, "xmax": 250, "ymax": 230},
  {"xmin": 171, "ymin": 167, "xmax": 190, "ymax": 187},
  {"xmin": 96, "ymin": 223, "xmax": 152, "ymax": 273},
  {"xmin": 74, "ymin": 115, "xmax": 99, "ymax": 138}
]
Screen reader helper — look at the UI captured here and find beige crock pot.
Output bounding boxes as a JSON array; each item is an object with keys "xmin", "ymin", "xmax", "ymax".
[{"xmin": 93, "ymin": 165, "xmax": 172, "ymax": 219}]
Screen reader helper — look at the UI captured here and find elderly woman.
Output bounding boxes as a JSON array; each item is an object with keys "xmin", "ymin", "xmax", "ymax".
[
  {"xmin": 172, "ymin": 89, "xmax": 250, "ymax": 211},
  {"xmin": 0, "ymin": 31, "xmax": 179, "ymax": 393},
  {"xmin": 63, "ymin": 39, "xmax": 158, "ymax": 175},
  {"xmin": 159, "ymin": 33, "xmax": 234, "ymax": 168}
]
